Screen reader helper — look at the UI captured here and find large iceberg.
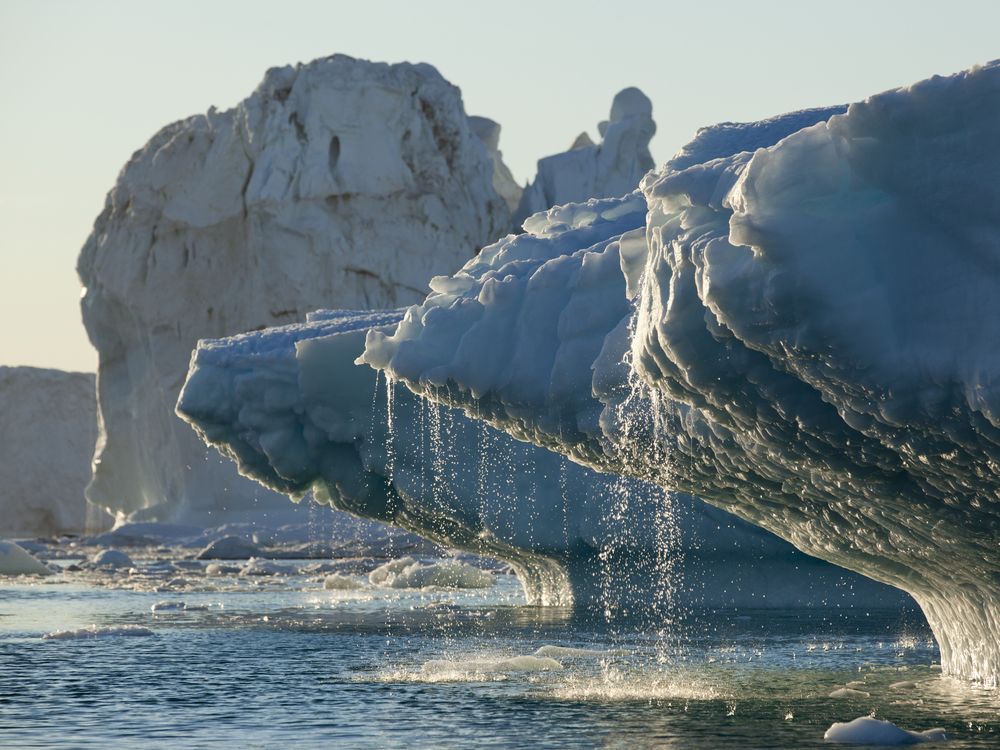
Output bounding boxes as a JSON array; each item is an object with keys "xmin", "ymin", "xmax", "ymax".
[
  {"xmin": 357, "ymin": 63, "xmax": 1000, "ymax": 684},
  {"xmin": 77, "ymin": 54, "xmax": 511, "ymax": 525},
  {"xmin": 0, "ymin": 367, "xmax": 105, "ymax": 536}
]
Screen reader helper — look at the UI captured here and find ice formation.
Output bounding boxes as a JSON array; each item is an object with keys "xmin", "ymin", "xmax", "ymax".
[
  {"xmin": 358, "ymin": 63, "xmax": 1000, "ymax": 683},
  {"xmin": 368, "ymin": 557, "xmax": 494, "ymax": 589},
  {"xmin": 179, "ymin": 309, "xmax": 907, "ymax": 609},
  {"xmin": 0, "ymin": 541, "xmax": 53, "ymax": 576},
  {"xmin": 823, "ymin": 717, "xmax": 947, "ymax": 745},
  {"xmin": 78, "ymin": 54, "xmax": 511, "ymax": 526},
  {"xmin": 513, "ymin": 87, "xmax": 655, "ymax": 227},
  {"xmin": 0, "ymin": 367, "xmax": 101, "ymax": 536}
]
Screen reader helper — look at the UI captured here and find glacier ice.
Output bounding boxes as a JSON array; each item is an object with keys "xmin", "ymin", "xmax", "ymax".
[
  {"xmin": 514, "ymin": 87, "xmax": 656, "ymax": 227},
  {"xmin": 0, "ymin": 367, "xmax": 103, "ymax": 536},
  {"xmin": 178, "ymin": 308, "xmax": 908, "ymax": 610},
  {"xmin": 77, "ymin": 54, "xmax": 512, "ymax": 527},
  {"xmin": 359, "ymin": 62, "xmax": 1000, "ymax": 684}
]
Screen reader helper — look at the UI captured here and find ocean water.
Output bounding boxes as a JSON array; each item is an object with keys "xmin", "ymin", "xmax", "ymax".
[{"xmin": 1, "ymin": 561, "xmax": 998, "ymax": 749}]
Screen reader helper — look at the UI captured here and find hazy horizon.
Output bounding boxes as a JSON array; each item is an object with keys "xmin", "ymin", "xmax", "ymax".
[{"xmin": 3, "ymin": 0, "xmax": 999, "ymax": 372}]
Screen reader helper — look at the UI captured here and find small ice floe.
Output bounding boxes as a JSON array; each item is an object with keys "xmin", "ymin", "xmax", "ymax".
[
  {"xmin": 323, "ymin": 574, "xmax": 364, "ymax": 590},
  {"xmin": 890, "ymin": 681, "xmax": 918, "ymax": 690},
  {"xmin": 421, "ymin": 655, "xmax": 563, "ymax": 678},
  {"xmin": 204, "ymin": 563, "xmax": 241, "ymax": 576},
  {"xmin": 533, "ymin": 645, "xmax": 607, "ymax": 658},
  {"xmin": 196, "ymin": 535, "xmax": 262, "ymax": 560},
  {"xmin": 43, "ymin": 625, "xmax": 155, "ymax": 640},
  {"xmin": 830, "ymin": 688, "xmax": 871, "ymax": 699},
  {"xmin": 823, "ymin": 716, "xmax": 946, "ymax": 744},
  {"xmin": 88, "ymin": 549, "xmax": 133, "ymax": 569},
  {"xmin": 239, "ymin": 558, "xmax": 293, "ymax": 576},
  {"xmin": 0, "ymin": 541, "xmax": 53, "ymax": 576},
  {"xmin": 369, "ymin": 557, "xmax": 493, "ymax": 589},
  {"xmin": 150, "ymin": 600, "xmax": 208, "ymax": 612}
]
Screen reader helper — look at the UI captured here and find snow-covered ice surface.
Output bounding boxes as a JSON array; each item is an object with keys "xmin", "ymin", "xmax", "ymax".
[
  {"xmin": 1, "ymin": 541, "xmax": 996, "ymax": 749},
  {"xmin": 77, "ymin": 54, "xmax": 512, "ymax": 529},
  {"xmin": 0, "ymin": 367, "xmax": 105, "ymax": 537},
  {"xmin": 357, "ymin": 62, "xmax": 1000, "ymax": 685},
  {"xmin": 178, "ymin": 306, "xmax": 909, "ymax": 611}
]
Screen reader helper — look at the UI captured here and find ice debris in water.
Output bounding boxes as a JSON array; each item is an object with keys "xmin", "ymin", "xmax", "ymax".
[
  {"xmin": 150, "ymin": 601, "xmax": 208, "ymax": 612},
  {"xmin": 323, "ymin": 574, "xmax": 364, "ymax": 590},
  {"xmin": 195, "ymin": 535, "xmax": 262, "ymax": 560},
  {"xmin": 421, "ymin": 655, "xmax": 563, "ymax": 676},
  {"xmin": 43, "ymin": 625, "xmax": 155, "ymax": 640},
  {"xmin": 88, "ymin": 549, "xmax": 133, "ymax": 569},
  {"xmin": 0, "ymin": 541, "xmax": 53, "ymax": 576},
  {"xmin": 829, "ymin": 688, "xmax": 871, "ymax": 699},
  {"xmin": 823, "ymin": 717, "xmax": 947, "ymax": 745},
  {"xmin": 533, "ymin": 645, "xmax": 608, "ymax": 658},
  {"xmin": 368, "ymin": 557, "xmax": 494, "ymax": 589}
]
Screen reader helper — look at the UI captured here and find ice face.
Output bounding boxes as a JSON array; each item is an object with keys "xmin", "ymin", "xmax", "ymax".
[{"xmin": 360, "ymin": 62, "xmax": 1000, "ymax": 684}]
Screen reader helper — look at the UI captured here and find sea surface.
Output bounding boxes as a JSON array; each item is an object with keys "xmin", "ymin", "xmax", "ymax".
[{"xmin": 1, "ymin": 557, "xmax": 998, "ymax": 749}]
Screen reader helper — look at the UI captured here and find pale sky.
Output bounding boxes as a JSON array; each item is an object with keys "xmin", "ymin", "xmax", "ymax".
[{"xmin": 2, "ymin": 0, "xmax": 998, "ymax": 373}]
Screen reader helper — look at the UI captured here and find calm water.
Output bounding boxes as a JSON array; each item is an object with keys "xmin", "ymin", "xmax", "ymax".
[{"xmin": 1, "ymin": 563, "xmax": 998, "ymax": 749}]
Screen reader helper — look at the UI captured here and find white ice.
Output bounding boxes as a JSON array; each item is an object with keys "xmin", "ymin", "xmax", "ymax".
[{"xmin": 823, "ymin": 717, "xmax": 947, "ymax": 745}]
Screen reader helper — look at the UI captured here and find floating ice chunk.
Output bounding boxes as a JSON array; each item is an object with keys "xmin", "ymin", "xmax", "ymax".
[
  {"xmin": 196, "ymin": 535, "xmax": 262, "ymax": 560},
  {"xmin": 534, "ymin": 645, "xmax": 608, "ymax": 658},
  {"xmin": 43, "ymin": 625, "xmax": 155, "ymax": 640},
  {"xmin": 88, "ymin": 549, "xmax": 133, "ymax": 569},
  {"xmin": 829, "ymin": 688, "xmax": 871, "ymax": 699},
  {"xmin": 823, "ymin": 717, "xmax": 947, "ymax": 744},
  {"xmin": 369, "ymin": 558, "xmax": 494, "ymax": 589},
  {"xmin": 0, "ymin": 541, "xmax": 53, "ymax": 576},
  {"xmin": 204, "ymin": 563, "xmax": 241, "ymax": 576},
  {"xmin": 324, "ymin": 574, "xmax": 364, "ymax": 590},
  {"xmin": 150, "ymin": 600, "xmax": 208, "ymax": 612},
  {"xmin": 239, "ymin": 558, "xmax": 293, "ymax": 576}
]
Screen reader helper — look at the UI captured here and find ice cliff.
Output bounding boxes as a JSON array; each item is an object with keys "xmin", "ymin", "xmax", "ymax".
[
  {"xmin": 514, "ymin": 87, "xmax": 656, "ymax": 227},
  {"xmin": 178, "ymin": 309, "xmax": 905, "ymax": 609},
  {"xmin": 357, "ymin": 62, "xmax": 1000, "ymax": 684},
  {"xmin": 77, "ymin": 54, "xmax": 511, "ymax": 525},
  {"xmin": 0, "ymin": 367, "xmax": 102, "ymax": 536}
]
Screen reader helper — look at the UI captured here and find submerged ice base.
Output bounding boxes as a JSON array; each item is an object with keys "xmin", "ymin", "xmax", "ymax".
[{"xmin": 359, "ymin": 63, "xmax": 1000, "ymax": 683}]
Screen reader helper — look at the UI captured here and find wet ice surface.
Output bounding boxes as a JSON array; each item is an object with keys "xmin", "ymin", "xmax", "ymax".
[{"xmin": 1, "ymin": 544, "xmax": 998, "ymax": 749}]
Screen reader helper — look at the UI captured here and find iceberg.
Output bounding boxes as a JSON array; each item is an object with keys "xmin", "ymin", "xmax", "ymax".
[
  {"xmin": 514, "ymin": 87, "xmax": 656, "ymax": 228},
  {"xmin": 0, "ymin": 367, "xmax": 103, "ymax": 537},
  {"xmin": 77, "ymin": 54, "xmax": 512, "ymax": 527},
  {"xmin": 356, "ymin": 62, "xmax": 1000, "ymax": 684}
]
